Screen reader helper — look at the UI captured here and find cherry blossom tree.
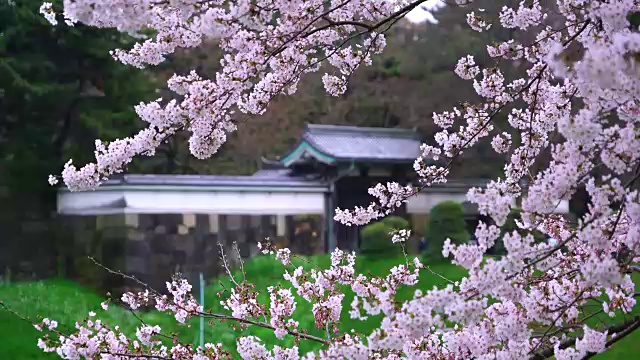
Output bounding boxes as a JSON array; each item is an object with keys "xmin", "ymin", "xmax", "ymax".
[{"xmin": 22, "ymin": 0, "xmax": 640, "ymax": 358}]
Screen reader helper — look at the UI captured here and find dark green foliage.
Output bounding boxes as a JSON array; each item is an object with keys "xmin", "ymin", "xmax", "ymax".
[
  {"xmin": 0, "ymin": 0, "xmax": 157, "ymax": 174},
  {"xmin": 380, "ymin": 215, "xmax": 410, "ymax": 231},
  {"xmin": 424, "ymin": 201, "xmax": 470, "ymax": 262},
  {"xmin": 359, "ymin": 216, "xmax": 409, "ymax": 258},
  {"xmin": 627, "ymin": 11, "xmax": 640, "ymax": 29},
  {"xmin": 0, "ymin": 0, "xmax": 157, "ymax": 278}
]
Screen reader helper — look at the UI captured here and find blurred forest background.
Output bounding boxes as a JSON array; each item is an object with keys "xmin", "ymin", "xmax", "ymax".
[{"xmin": 0, "ymin": 0, "xmax": 582, "ymax": 280}]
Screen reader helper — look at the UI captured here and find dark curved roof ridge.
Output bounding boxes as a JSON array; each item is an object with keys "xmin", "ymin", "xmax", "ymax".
[
  {"xmin": 100, "ymin": 173, "xmax": 327, "ymax": 188},
  {"xmin": 305, "ymin": 123, "xmax": 420, "ymax": 138}
]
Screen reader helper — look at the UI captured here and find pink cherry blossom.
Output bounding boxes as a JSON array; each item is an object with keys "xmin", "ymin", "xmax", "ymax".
[{"xmin": 35, "ymin": 0, "xmax": 640, "ymax": 358}]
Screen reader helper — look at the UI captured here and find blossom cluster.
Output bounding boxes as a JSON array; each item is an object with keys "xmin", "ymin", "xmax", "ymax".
[
  {"xmin": 33, "ymin": 276, "xmax": 239, "ymax": 359},
  {"xmin": 44, "ymin": 0, "xmax": 409, "ymax": 190},
  {"xmin": 36, "ymin": 0, "xmax": 640, "ymax": 359}
]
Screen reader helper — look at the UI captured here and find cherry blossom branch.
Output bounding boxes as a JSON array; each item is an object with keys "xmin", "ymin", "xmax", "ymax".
[
  {"xmin": 94, "ymin": 252, "xmax": 331, "ymax": 346},
  {"xmin": 38, "ymin": 1, "xmax": 640, "ymax": 358},
  {"xmin": 89, "ymin": 256, "xmax": 163, "ymax": 298},
  {"xmin": 197, "ymin": 311, "xmax": 329, "ymax": 344},
  {"xmin": 522, "ymin": 162, "xmax": 640, "ymax": 271},
  {"xmin": 100, "ymin": 352, "xmax": 170, "ymax": 359},
  {"xmin": 582, "ymin": 317, "xmax": 640, "ymax": 359},
  {"xmin": 529, "ymin": 290, "xmax": 587, "ymax": 354},
  {"xmin": 531, "ymin": 316, "xmax": 640, "ymax": 360}
]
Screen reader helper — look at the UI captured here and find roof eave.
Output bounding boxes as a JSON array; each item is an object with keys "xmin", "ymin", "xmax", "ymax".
[
  {"xmin": 57, "ymin": 183, "xmax": 329, "ymax": 194},
  {"xmin": 280, "ymin": 140, "xmax": 337, "ymax": 167},
  {"xmin": 333, "ymin": 157, "xmax": 421, "ymax": 164}
]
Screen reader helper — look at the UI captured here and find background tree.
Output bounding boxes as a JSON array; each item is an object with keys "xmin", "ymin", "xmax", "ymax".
[
  {"xmin": 359, "ymin": 216, "xmax": 410, "ymax": 259},
  {"xmin": 0, "ymin": 0, "xmax": 157, "ymax": 279},
  {"xmin": 150, "ymin": 0, "xmax": 521, "ymax": 178},
  {"xmin": 5, "ymin": 1, "xmax": 640, "ymax": 358}
]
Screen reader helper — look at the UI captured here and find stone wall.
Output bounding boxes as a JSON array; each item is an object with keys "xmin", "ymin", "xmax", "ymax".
[{"xmin": 63, "ymin": 212, "xmax": 325, "ymax": 296}]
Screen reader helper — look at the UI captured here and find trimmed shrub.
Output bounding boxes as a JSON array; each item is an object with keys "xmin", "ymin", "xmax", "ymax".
[
  {"xmin": 360, "ymin": 216, "xmax": 410, "ymax": 258},
  {"xmin": 424, "ymin": 201, "xmax": 470, "ymax": 262},
  {"xmin": 382, "ymin": 216, "xmax": 410, "ymax": 231}
]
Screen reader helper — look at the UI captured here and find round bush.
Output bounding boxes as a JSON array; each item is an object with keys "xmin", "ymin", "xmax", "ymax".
[
  {"xmin": 359, "ymin": 216, "xmax": 409, "ymax": 258},
  {"xmin": 381, "ymin": 216, "xmax": 410, "ymax": 231},
  {"xmin": 424, "ymin": 201, "xmax": 470, "ymax": 262}
]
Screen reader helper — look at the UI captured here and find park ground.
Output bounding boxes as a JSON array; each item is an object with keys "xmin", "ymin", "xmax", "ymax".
[{"xmin": 1, "ymin": 255, "xmax": 639, "ymax": 359}]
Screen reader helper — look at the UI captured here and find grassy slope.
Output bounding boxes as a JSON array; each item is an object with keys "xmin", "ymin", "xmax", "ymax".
[{"xmin": 0, "ymin": 255, "xmax": 638, "ymax": 358}]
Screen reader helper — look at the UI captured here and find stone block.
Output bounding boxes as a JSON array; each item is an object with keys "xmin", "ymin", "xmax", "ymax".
[
  {"xmin": 183, "ymin": 214, "xmax": 196, "ymax": 228},
  {"xmin": 127, "ymin": 228, "xmax": 145, "ymax": 242},
  {"xmin": 125, "ymin": 214, "xmax": 139, "ymax": 227},
  {"xmin": 154, "ymin": 225, "xmax": 167, "ymax": 234},
  {"xmin": 208, "ymin": 214, "xmax": 219, "ymax": 234},
  {"xmin": 226, "ymin": 215, "xmax": 242, "ymax": 231},
  {"xmin": 250, "ymin": 215, "xmax": 261, "ymax": 228},
  {"xmin": 150, "ymin": 234, "xmax": 172, "ymax": 255},
  {"xmin": 95, "ymin": 216, "xmax": 105, "ymax": 231},
  {"xmin": 127, "ymin": 240, "xmax": 149, "ymax": 258},
  {"xmin": 195, "ymin": 214, "xmax": 209, "ymax": 232},
  {"xmin": 158, "ymin": 214, "xmax": 183, "ymax": 227},
  {"xmin": 126, "ymin": 255, "xmax": 148, "ymax": 275},
  {"xmin": 177, "ymin": 224, "xmax": 189, "ymax": 235},
  {"xmin": 151, "ymin": 253, "xmax": 173, "ymax": 269},
  {"xmin": 137, "ymin": 214, "xmax": 155, "ymax": 231},
  {"xmin": 235, "ymin": 231, "xmax": 247, "ymax": 245},
  {"xmin": 99, "ymin": 214, "xmax": 126, "ymax": 228},
  {"xmin": 248, "ymin": 242, "xmax": 259, "ymax": 258},
  {"xmin": 171, "ymin": 250, "xmax": 187, "ymax": 271},
  {"xmin": 173, "ymin": 235, "xmax": 193, "ymax": 253},
  {"xmin": 276, "ymin": 215, "xmax": 286, "ymax": 236},
  {"xmin": 237, "ymin": 242, "xmax": 251, "ymax": 258},
  {"xmin": 102, "ymin": 226, "xmax": 127, "ymax": 240}
]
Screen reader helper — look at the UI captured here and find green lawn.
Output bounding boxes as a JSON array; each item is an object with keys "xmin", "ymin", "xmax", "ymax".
[{"xmin": 0, "ymin": 254, "xmax": 638, "ymax": 358}]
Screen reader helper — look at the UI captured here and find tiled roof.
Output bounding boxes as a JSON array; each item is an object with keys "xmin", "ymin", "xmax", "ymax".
[
  {"xmin": 281, "ymin": 124, "xmax": 423, "ymax": 166},
  {"xmin": 251, "ymin": 168, "xmax": 293, "ymax": 178},
  {"xmin": 69, "ymin": 173, "xmax": 328, "ymax": 191}
]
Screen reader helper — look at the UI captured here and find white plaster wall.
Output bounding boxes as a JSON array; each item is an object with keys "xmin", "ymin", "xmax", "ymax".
[
  {"xmin": 406, "ymin": 193, "xmax": 569, "ymax": 214},
  {"xmin": 59, "ymin": 187, "xmax": 569, "ymax": 216},
  {"xmin": 58, "ymin": 189, "xmax": 325, "ymax": 215},
  {"xmin": 406, "ymin": 193, "xmax": 468, "ymax": 214}
]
